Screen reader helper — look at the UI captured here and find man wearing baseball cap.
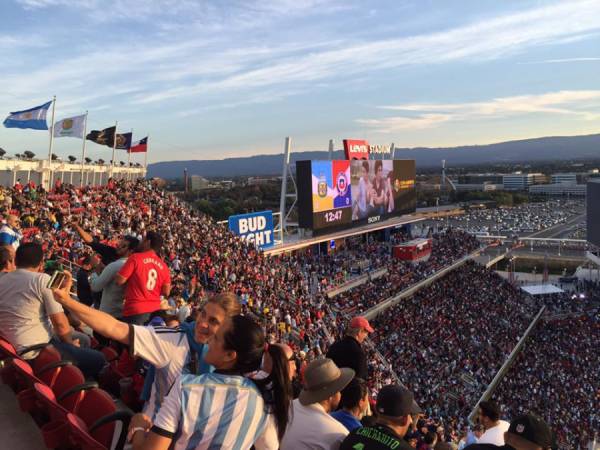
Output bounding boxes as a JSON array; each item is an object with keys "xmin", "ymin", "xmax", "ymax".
[
  {"xmin": 340, "ymin": 384, "xmax": 422, "ymax": 450},
  {"xmin": 464, "ymin": 413, "xmax": 553, "ymax": 450},
  {"xmin": 327, "ymin": 316, "xmax": 374, "ymax": 380},
  {"xmin": 281, "ymin": 358, "xmax": 355, "ymax": 449}
]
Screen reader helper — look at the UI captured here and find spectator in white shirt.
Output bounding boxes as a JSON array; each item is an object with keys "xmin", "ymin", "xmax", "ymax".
[
  {"xmin": 281, "ymin": 358, "xmax": 354, "ymax": 450},
  {"xmin": 476, "ymin": 400, "xmax": 510, "ymax": 446}
]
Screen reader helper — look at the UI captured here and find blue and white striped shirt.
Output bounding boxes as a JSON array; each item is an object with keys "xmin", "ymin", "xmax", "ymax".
[
  {"xmin": 153, "ymin": 372, "xmax": 277, "ymax": 450},
  {"xmin": 132, "ymin": 322, "xmax": 213, "ymax": 422},
  {"xmin": 0, "ymin": 225, "xmax": 21, "ymax": 249}
]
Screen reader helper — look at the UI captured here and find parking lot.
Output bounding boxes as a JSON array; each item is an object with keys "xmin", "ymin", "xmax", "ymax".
[{"xmin": 424, "ymin": 199, "xmax": 586, "ymax": 238}]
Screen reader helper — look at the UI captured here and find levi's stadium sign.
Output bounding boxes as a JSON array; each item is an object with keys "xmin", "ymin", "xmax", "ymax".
[{"xmin": 343, "ymin": 139, "xmax": 391, "ymax": 160}]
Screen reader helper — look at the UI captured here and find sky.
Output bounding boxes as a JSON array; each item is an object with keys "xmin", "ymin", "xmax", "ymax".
[{"xmin": 1, "ymin": 0, "xmax": 600, "ymax": 163}]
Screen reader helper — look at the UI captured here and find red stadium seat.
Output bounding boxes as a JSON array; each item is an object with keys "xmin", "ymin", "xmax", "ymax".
[
  {"xmin": 100, "ymin": 345, "xmax": 119, "ymax": 362},
  {"xmin": 12, "ymin": 358, "xmax": 42, "ymax": 389},
  {"xmin": 34, "ymin": 383, "xmax": 72, "ymax": 448},
  {"xmin": 1, "ymin": 341, "xmax": 63, "ymax": 392},
  {"xmin": 65, "ymin": 388, "xmax": 131, "ymax": 450},
  {"xmin": 24, "ymin": 345, "xmax": 62, "ymax": 374},
  {"xmin": 66, "ymin": 413, "xmax": 106, "ymax": 450},
  {"xmin": 0, "ymin": 337, "xmax": 18, "ymax": 360},
  {"xmin": 0, "ymin": 338, "xmax": 20, "ymax": 390},
  {"xmin": 35, "ymin": 381, "xmax": 131, "ymax": 449},
  {"xmin": 67, "ymin": 409, "xmax": 131, "ymax": 450},
  {"xmin": 37, "ymin": 361, "xmax": 85, "ymax": 399},
  {"xmin": 12, "ymin": 359, "xmax": 45, "ymax": 416}
]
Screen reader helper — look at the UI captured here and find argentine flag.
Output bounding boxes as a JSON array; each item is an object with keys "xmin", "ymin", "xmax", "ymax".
[{"xmin": 3, "ymin": 100, "xmax": 52, "ymax": 130}]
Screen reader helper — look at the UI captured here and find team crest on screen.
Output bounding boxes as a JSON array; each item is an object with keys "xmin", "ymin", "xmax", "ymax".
[
  {"xmin": 333, "ymin": 168, "xmax": 351, "ymax": 207},
  {"xmin": 336, "ymin": 171, "xmax": 348, "ymax": 196},
  {"xmin": 318, "ymin": 174, "xmax": 328, "ymax": 198}
]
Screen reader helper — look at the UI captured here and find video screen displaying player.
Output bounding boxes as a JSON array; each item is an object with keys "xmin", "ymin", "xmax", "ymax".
[{"xmin": 351, "ymin": 160, "xmax": 395, "ymax": 220}]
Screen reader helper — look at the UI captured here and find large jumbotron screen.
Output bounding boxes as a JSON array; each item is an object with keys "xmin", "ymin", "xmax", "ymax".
[{"xmin": 297, "ymin": 159, "xmax": 416, "ymax": 234}]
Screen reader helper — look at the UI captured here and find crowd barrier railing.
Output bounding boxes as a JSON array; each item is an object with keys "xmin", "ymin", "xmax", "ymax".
[
  {"xmin": 467, "ymin": 305, "xmax": 546, "ymax": 425},
  {"xmin": 326, "ymin": 267, "xmax": 388, "ymax": 298}
]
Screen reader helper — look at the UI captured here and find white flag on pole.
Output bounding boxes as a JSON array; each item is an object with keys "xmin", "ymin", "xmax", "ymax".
[{"xmin": 53, "ymin": 114, "xmax": 86, "ymax": 138}]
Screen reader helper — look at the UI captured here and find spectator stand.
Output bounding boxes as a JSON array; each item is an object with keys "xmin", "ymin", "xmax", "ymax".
[
  {"xmin": 325, "ymin": 267, "xmax": 388, "ymax": 299},
  {"xmin": 467, "ymin": 305, "xmax": 546, "ymax": 424},
  {"xmin": 363, "ymin": 247, "xmax": 485, "ymax": 320}
]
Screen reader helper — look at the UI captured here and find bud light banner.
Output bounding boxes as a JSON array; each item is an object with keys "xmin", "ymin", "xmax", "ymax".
[{"xmin": 228, "ymin": 210, "xmax": 275, "ymax": 249}]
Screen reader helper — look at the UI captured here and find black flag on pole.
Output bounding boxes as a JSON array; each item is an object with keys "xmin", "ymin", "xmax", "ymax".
[{"xmin": 86, "ymin": 126, "xmax": 116, "ymax": 147}]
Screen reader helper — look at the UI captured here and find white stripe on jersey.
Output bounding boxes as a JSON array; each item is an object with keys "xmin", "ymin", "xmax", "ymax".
[
  {"xmin": 220, "ymin": 388, "xmax": 251, "ymax": 449},
  {"xmin": 195, "ymin": 385, "xmax": 227, "ymax": 448},
  {"xmin": 240, "ymin": 392, "xmax": 264, "ymax": 450}
]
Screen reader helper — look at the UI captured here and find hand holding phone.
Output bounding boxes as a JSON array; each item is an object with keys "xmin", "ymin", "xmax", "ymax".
[
  {"xmin": 49, "ymin": 270, "xmax": 74, "ymax": 305},
  {"xmin": 47, "ymin": 270, "xmax": 67, "ymax": 290}
]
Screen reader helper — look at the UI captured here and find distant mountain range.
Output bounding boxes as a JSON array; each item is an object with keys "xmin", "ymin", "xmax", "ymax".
[{"xmin": 147, "ymin": 134, "xmax": 600, "ymax": 179}]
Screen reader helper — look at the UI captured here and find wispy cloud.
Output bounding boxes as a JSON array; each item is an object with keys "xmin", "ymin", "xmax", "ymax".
[
  {"xmin": 521, "ymin": 57, "xmax": 600, "ymax": 64},
  {"xmin": 358, "ymin": 90, "xmax": 600, "ymax": 133},
  {"xmin": 5, "ymin": 0, "xmax": 600, "ymax": 111},
  {"xmin": 129, "ymin": 0, "xmax": 600, "ymax": 104}
]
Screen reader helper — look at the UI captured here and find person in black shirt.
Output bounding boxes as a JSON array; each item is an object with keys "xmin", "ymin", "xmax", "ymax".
[
  {"xmin": 341, "ymin": 384, "xmax": 422, "ymax": 450},
  {"xmin": 76, "ymin": 254, "xmax": 100, "ymax": 306},
  {"xmin": 326, "ymin": 316, "xmax": 373, "ymax": 380},
  {"xmin": 71, "ymin": 219, "xmax": 139, "ymax": 265},
  {"xmin": 71, "ymin": 219, "xmax": 119, "ymax": 265}
]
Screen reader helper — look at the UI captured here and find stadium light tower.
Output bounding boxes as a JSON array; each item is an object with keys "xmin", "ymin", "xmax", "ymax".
[
  {"xmin": 441, "ymin": 159, "xmax": 457, "ymax": 192},
  {"xmin": 278, "ymin": 137, "xmax": 299, "ymax": 242},
  {"xmin": 441, "ymin": 159, "xmax": 446, "ymax": 190}
]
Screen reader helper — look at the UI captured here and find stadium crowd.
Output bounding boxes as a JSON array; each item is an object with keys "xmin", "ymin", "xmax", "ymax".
[
  {"xmin": 371, "ymin": 263, "xmax": 540, "ymax": 424},
  {"xmin": 493, "ymin": 313, "xmax": 600, "ymax": 449},
  {"xmin": 0, "ymin": 178, "xmax": 596, "ymax": 449},
  {"xmin": 330, "ymin": 230, "xmax": 480, "ymax": 314}
]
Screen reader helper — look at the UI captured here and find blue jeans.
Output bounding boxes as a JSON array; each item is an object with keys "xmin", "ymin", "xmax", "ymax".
[{"xmin": 51, "ymin": 338, "xmax": 107, "ymax": 379}]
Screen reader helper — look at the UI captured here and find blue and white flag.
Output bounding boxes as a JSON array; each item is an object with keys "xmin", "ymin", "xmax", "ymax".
[
  {"xmin": 3, "ymin": 100, "xmax": 52, "ymax": 130},
  {"xmin": 53, "ymin": 114, "xmax": 86, "ymax": 138}
]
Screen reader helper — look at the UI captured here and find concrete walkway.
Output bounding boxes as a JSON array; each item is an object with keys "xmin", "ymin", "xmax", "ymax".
[{"xmin": 0, "ymin": 383, "xmax": 46, "ymax": 449}]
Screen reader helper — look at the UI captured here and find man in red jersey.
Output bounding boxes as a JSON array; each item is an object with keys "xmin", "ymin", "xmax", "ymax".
[{"xmin": 116, "ymin": 231, "xmax": 171, "ymax": 325}]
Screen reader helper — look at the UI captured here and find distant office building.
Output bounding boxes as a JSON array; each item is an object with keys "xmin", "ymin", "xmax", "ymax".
[
  {"xmin": 219, "ymin": 180, "xmax": 234, "ymax": 189},
  {"xmin": 503, "ymin": 173, "xmax": 545, "ymax": 190},
  {"xmin": 551, "ymin": 173, "xmax": 577, "ymax": 185},
  {"xmin": 247, "ymin": 177, "xmax": 272, "ymax": 186},
  {"xmin": 190, "ymin": 175, "xmax": 209, "ymax": 190},
  {"xmin": 529, "ymin": 183, "xmax": 585, "ymax": 196},
  {"xmin": 455, "ymin": 182, "xmax": 502, "ymax": 192},
  {"xmin": 458, "ymin": 173, "xmax": 504, "ymax": 184}
]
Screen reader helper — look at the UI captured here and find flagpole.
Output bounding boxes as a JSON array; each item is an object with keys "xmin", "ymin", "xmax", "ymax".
[
  {"xmin": 80, "ymin": 111, "xmax": 88, "ymax": 187},
  {"xmin": 144, "ymin": 133, "xmax": 149, "ymax": 177},
  {"xmin": 111, "ymin": 120, "xmax": 117, "ymax": 182},
  {"xmin": 47, "ymin": 96, "xmax": 56, "ymax": 189},
  {"xmin": 127, "ymin": 128, "xmax": 133, "ymax": 181}
]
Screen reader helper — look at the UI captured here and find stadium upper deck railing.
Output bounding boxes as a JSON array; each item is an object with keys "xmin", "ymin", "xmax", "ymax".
[{"xmin": 467, "ymin": 305, "xmax": 546, "ymax": 425}]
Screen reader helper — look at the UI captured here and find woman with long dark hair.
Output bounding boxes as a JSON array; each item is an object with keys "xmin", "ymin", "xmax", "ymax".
[{"xmin": 130, "ymin": 314, "xmax": 292, "ymax": 450}]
